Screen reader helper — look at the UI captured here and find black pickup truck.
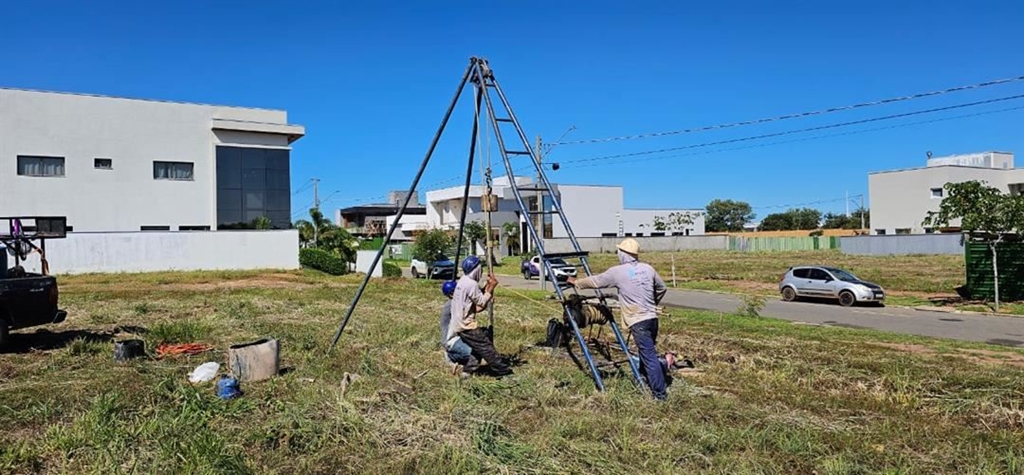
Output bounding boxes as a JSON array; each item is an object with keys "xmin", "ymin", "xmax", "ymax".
[{"xmin": 0, "ymin": 216, "xmax": 69, "ymax": 349}]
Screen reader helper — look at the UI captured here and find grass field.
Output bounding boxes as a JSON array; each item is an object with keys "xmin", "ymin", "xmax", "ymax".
[{"xmin": 2, "ymin": 270, "xmax": 1023, "ymax": 473}]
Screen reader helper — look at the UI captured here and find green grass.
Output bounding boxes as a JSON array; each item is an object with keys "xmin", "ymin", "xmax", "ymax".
[{"xmin": 2, "ymin": 270, "xmax": 1023, "ymax": 473}]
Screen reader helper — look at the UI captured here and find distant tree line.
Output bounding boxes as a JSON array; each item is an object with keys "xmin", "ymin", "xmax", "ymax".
[{"xmin": 701, "ymin": 199, "xmax": 869, "ymax": 232}]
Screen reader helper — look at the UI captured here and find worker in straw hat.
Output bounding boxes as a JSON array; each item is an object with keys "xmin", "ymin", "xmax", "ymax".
[{"xmin": 567, "ymin": 238, "xmax": 670, "ymax": 400}]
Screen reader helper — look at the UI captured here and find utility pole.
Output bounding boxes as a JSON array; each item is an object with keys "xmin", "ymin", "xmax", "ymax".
[
  {"xmin": 860, "ymin": 194, "xmax": 866, "ymax": 230},
  {"xmin": 313, "ymin": 178, "xmax": 320, "ymax": 247},
  {"xmin": 845, "ymin": 190, "xmax": 850, "ymax": 217}
]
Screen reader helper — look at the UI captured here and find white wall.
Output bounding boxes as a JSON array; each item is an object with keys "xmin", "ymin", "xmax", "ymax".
[
  {"xmin": 14, "ymin": 230, "xmax": 299, "ymax": 275},
  {"xmin": 552, "ymin": 185, "xmax": 623, "ymax": 238},
  {"xmin": 620, "ymin": 209, "xmax": 705, "ymax": 236},
  {"xmin": 0, "ymin": 88, "xmax": 299, "ymax": 232},
  {"xmin": 869, "ymin": 165, "xmax": 1024, "ymax": 234}
]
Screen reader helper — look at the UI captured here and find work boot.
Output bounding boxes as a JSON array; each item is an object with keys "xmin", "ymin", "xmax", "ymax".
[{"xmin": 462, "ymin": 355, "xmax": 480, "ymax": 375}]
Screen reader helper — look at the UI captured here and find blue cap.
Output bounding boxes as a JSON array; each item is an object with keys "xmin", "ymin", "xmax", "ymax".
[
  {"xmin": 441, "ymin": 280, "xmax": 457, "ymax": 297},
  {"xmin": 461, "ymin": 255, "xmax": 482, "ymax": 274}
]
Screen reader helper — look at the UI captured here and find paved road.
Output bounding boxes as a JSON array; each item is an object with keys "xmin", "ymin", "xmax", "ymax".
[{"xmin": 490, "ymin": 274, "xmax": 1024, "ymax": 348}]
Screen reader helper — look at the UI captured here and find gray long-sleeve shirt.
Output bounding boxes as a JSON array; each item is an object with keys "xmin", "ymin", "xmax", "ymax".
[{"xmin": 574, "ymin": 260, "xmax": 666, "ymax": 328}]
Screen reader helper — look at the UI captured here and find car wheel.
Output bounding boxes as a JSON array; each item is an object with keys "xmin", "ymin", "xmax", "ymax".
[
  {"xmin": 838, "ymin": 291, "xmax": 856, "ymax": 307},
  {"xmin": 781, "ymin": 287, "xmax": 797, "ymax": 302},
  {"xmin": 411, "ymin": 267, "xmax": 420, "ymax": 279}
]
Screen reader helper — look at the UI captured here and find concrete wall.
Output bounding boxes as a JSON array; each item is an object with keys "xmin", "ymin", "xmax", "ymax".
[
  {"xmin": 840, "ymin": 234, "xmax": 964, "ymax": 256},
  {"xmin": 543, "ymin": 235, "xmax": 728, "ymax": 254},
  {"xmin": 14, "ymin": 230, "xmax": 299, "ymax": 274},
  {"xmin": 0, "ymin": 88, "xmax": 300, "ymax": 233},
  {"xmin": 355, "ymin": 250, "xmax": 383, "ymax": 277},
  {"xmin": 869, "ymin": 165, "xmax": 1024, "ymax": 235}
]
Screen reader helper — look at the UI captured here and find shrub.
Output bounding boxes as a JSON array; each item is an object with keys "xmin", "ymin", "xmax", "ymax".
[
  {"xmin": 382, "ymin": 261, "xmax": 402, "ymax": 278},
  {"xmin": 300, "ymin": 248, "xmax": 348, "ymax": 276}
]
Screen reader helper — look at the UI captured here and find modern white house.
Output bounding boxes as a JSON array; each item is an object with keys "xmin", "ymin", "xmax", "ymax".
[
  {"xmin": 336, "ymin": 191, "xmax": 429, "ymax": 241},
  {"xmin": 0, "ymin": 87, "xmax": 305, "ymax": 273},
  {"xmin": 869, "ymin": 151, "xmax": 1023, "ymax": 235},
  {"xmin": 1, "ymin": 87, "xmax": 305, "ymax": 232},
  {"xmin": 424, "ymin": 176, "xmax": 705, "ymax": 255}
]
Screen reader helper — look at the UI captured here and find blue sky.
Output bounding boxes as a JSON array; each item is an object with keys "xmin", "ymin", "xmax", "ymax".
[{"xmin": 3, "ymin": 1, "xmax": 1023, "ymax": 221}]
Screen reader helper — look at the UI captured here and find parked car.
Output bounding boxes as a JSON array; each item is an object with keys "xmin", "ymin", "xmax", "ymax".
[
  {"xmin": 410, "ymin": 255, "xmax": 456, "ymax": 280},
  {"xmin": 779, "ymin": 265, "xmax": 885, "ymax": 307},
  {"xmin": 521, "ymin": 256, "xmax": 577, "ymax": 282}
]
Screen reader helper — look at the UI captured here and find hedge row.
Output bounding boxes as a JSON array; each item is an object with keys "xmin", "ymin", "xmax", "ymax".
[{"xmin": 299, "ymin": 248, "xmax": 348, "ymax": 276}]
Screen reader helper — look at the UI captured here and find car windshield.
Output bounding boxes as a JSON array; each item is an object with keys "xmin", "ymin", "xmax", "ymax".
[
  {"xmin": 435, "ymin": 255, "xmax": 450, "ymax": 263},
  {"xmin": 550, "ymin": 259, "xmax": 568, "ymax": 266},
  {"xmin": 826, "ymin": 268, "xmax": 859, "ymax": 282}
]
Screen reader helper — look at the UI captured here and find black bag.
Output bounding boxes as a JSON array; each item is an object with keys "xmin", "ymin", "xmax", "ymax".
[{"xmin": 544, "ymin": 319, "xmax": 566, "ymax": 348}]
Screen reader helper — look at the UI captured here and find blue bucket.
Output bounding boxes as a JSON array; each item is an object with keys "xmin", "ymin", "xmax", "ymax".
[{"xmin": 216, "ymin": 375, "xmax": 241, "ymax": 400}]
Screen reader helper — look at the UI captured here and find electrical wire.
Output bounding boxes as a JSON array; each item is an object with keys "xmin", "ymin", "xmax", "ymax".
[
  {"xmin": 292, "ymin": 178, "xmax": 314, "ymax": 196},
  {"xmin": 555, "ymin": 75, "xmax": 1024, "ymax": 145},
  {"xmin": 565, "ymin": 104, "xmax": 1024, "ymax": 170},
  {"xmin": 753, "ymin": 195, "xmax": 863, "ymax": 211},
  {"xmin": 560, "ymin": 94, "xmax": 1024, "ymax": 167}
]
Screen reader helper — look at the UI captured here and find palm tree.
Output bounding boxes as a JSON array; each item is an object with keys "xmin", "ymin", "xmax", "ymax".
[
  {"xmin": 294, "ymin": 208, "xmax": 334, "ymax": 248},
  {"xmin": 502, "ymin": 221, "xmax": 521, "ymax": 256}
]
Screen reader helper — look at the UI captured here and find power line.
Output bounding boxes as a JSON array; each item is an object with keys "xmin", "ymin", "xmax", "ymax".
[
  {"xmin": 555, "ymin": 74, "xmax": 1024, "ymax": 145},
  {"xmin": 753, "ymin": 195, "xmax": 863, "ymax": 211},
  {"xmin": 561, "ymin": 94, "xmax": 1024, "ymax": 167},
  {"xmin": 292, "ymin": 178, "xmax": 314, "ymax": 196},
  {"xmin": 566, "ymin": 103, "xmax": 1024, "ymax": 170}
]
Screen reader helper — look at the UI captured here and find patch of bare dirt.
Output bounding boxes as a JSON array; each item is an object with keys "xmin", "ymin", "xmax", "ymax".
[
  {"xmin": 166, "ymin": 274, "xmax": 313, "ymax": 291},
  {"xmin": 867, "ymin": 342, "xmax": 1024, "ymax": 368}
]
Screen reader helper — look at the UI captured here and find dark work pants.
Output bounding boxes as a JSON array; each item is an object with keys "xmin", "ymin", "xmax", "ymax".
[
  {"xmin": 630, "ymin": 318, "xmax": 667, "ymax": 400},
  {"xmin": 459, "ymin": 327, "xmax": 511, "ymax": 375}
]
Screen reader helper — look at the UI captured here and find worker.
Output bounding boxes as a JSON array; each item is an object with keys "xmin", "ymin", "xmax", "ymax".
[
  {"xmin": 567, "ymin": 238, "xmax": 669, "ymax": 400},
  {"xmin": 439, "ymin": 280, "xmax": 472, "ymax": 375},
  {"xmin": 448, "ymin": 255, "xmax": 513, "ymax": 377}
]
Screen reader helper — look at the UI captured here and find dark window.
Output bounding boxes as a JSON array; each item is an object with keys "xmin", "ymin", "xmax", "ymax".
[
  {"xmin": 650, "ymin": 232, "xmax": 665, "ymax": 237},
  {"xmin": 216, "ymin": 146, "xmax": 291, "ymax": 229},
  {"xmin": 154, "ymin": 161, "xmax": 194, "ymax": 180},
  {"xmin": 635, "ymin": 233, "xmax": 644, "ymax": 237},
  {"xmin": 17, "ymin": 156, "xmax": 65, "ymax": 177},
  {"xmin": 179, "ymin": 225, "xmax": 211, "ymax": 231},
  {"xmin": 792, "ymin": 268, "xmax": 810, "ymax": 279},
  {"xmin": 895, "ymin": 228, "xmax": 911, "ymax": 235},
  {"xmin": 140, "ymin": 226, "xmax": 171, "ymax": 231},
  {"xmin": 807, "ymin": 269, "xmax": 830, "ymax": 281},
  {"xmin": 66, "ymin": 226, "xmax": 73, "ymax": 232},
  {"xmin": 875, "ymin": 229, "xmax": 887, "ymax": 235},
  {"xmin": 925, "ymin": 228, "xmax": 935, "ymax": 234},
  {"xmin": 94, "ymin": 158, "xmax": 113, "ymax": 170},
  {"xmin": 601, "ymin": 233, "xmax": 617, "ymax": 237}
]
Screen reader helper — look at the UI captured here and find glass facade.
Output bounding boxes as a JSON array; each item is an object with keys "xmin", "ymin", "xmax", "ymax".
[{"xmin": 216, "ymin": 146, "xmax": 290, "ymax": 229}]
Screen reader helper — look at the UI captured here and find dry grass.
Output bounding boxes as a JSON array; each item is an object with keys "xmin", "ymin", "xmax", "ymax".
[{"xmin": 1, "ymin": 270, "xmax": 1022, "ymax": 473}]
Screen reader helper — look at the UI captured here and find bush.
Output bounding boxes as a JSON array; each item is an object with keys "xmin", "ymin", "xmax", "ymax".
[
  {"xmin": 382, "ymin": 261, "xmax": 402, "ymax": 278},
  {"xmin": 300, "ymin": 248, "xmax": 348, "ymax": 276},
  {"xmin": 359, "ymin": 237, "xmax": 385, "ymax": 250}
]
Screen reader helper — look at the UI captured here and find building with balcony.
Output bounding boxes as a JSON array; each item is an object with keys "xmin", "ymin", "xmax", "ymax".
[{"xmin": 335, "ymin": 190, "xmax": 427, "ymax": 241}]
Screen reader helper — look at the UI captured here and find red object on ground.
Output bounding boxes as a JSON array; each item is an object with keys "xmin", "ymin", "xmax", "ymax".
[{"xmin": 156, "ymin": 343, "xmax": 214, "ymax": 358}]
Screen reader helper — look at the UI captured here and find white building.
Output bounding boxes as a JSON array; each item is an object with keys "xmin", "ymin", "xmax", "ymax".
[
  {"xmin": 425, "ymin": 177, "xmax": 705, "ymax": 255},
  {"xmin": 869, "ymin": 151, "xmax": 1023, "ymax": 235},
  {"xmin": 1, "ymin": 87, "xmax": 305, "ymax": 232}
]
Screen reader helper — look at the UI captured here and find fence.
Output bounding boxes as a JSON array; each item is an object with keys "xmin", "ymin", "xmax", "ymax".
[
  {"xmin": 728, "ymin": 236, "xmax": 839, "ymax": 252},
  {"xmin": 12, "ymin": 230, "xmax": 300, "ymax": 275},
  {"xmin": 839, "ymin": 234, "xmax": 964, "ymax": 256},
  {"xmin": 543, "ymin": 236, "xmax": 729, "ymax": 254},
  {"xmin": 964, "ymin": 239, "xmax": 1024, "ymax": 301}
]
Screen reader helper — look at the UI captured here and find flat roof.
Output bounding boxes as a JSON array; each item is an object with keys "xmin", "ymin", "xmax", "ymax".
[
  {"xmin": 338, "ymin": 205, "xmax": 426, "ymax": 215},
  {"xmin": 868, "ymin": 164, "xmax": 1017, "ymax": 175},
  {"xmin": 0, "ymin": 86, "xmax": 285, "ymax": 113}
]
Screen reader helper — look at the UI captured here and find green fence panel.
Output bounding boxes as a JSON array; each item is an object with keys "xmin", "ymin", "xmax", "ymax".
[
  {"xmin": 964, "ymin": 240, "xmax": 1024, "ymax": 301},
  {"xmin": 728, "ymin": 236, "xmax": 840, "ymax": 252}
]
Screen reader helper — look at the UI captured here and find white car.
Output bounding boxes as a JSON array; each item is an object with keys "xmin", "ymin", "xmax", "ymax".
[
  {"xmin": 410, "ymin": 255, "xmax": 456, "ymax": 280},
  {"xmin": 521, "ymin": 256, "xmax": 577, "ymax": 282}
]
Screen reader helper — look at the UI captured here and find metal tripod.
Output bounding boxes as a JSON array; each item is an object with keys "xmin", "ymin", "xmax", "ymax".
[{"xmin": 328, "ymin": 57, "xmax": 646, "ymax": 393}]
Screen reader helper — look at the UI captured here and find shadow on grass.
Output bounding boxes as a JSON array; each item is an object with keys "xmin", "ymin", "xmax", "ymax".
[{"xmin": 1, "ymin": 328, "xmax": 114, "ymax": 354}]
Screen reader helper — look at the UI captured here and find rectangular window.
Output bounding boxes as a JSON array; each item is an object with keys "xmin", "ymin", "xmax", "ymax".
[
  {"xmin": 875, "ymin": 229, "xmax": 887, "ymax": 235},
  {"xmin": 650, "ymin": 232, "xmax": 665, "ymax": 237},
  {"xmin": 895, "ymin": 228, "xmax": 911, "ymax": 235},
  {"xmin": 179, "ymin": 225, "xmax": 211, "ymax": 231},
  {"xmin": 601, "ymin": 232, "xmax": 617, "ymax": 237},
  {"xmin": 140, "ymin": 226, "xmax": 171, "ymax": 231},
  {"xmin": 94, "ymin": 158, "xmax": 113, "ymax": 170},
  {"xmin": 792, "ymin": 268, "xmax": 810, "ymax": 279},
  {"xmin": 924, "ymin": 228, "xmax": 935, "ymax": 234},
  {"xmin": 153, "ymin": 161, "xmax": 194, "ymax": 181},
  {"xmin": 17, "ymin": 156, "xmax": 65, "ymax": 177},
  {"xmin": 930, "ymin": 187, "xmax": 943, "ymax": 198}
]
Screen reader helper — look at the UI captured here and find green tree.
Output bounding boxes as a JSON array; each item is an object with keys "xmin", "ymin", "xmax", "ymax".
[
  {"xmin": 463, "ymin": 220, "xmax": 487, "ymax": 255},
  {"xmin": 652, "ymin": 212, "xmax": 696, "ymax": 233},
  {"xmin": 293, "ymin": 208, "xmax": 357, "ymax": 262},
  {"xmin": 502, "ymin": 221, "xmax": 521, "ymax": 256},
  {"xmin": 758, "ymin": 208, "xmax": 821, "ymax": 231},
  {"xmin": 923, "ymin": 180, "xmax": 1024, "ymax": 311},
  {"xmin": 823, "ymin": 208, "xmax": 870, "ymax": 230},
  {"xmin": 413, "ymin": 228, "xmax": 453, "ymax": 262},
  {"xmin": 705, "ymin": 199, "xmax": 755, "ymax": 232},
  {"xmin": 758, "ymin": 212, "xmax": 793, "ymax": 231},
  {"xmin": 252, "ymin": 216, "xmax": 272, "ymax": 230}
]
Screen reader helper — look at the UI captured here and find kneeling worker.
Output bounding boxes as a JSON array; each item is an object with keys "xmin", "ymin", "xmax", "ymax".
[
  {"xmin": 448, "ymin": 256, "xmax": 513, "ymax": 377},
  {"xmin": 567, "ymin": 238, "xmax": 669, "ymax": 400},
  {"xmin": 439, "ymin": 281, "xmax": 473, "ymax": 375}
]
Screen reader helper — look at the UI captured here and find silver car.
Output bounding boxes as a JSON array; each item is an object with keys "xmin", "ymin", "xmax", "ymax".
[{"xmin": 778, "ymin": 266, "xmax": 885, "ymax": 307}]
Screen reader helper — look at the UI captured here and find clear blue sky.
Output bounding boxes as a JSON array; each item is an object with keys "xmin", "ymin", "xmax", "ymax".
[{"xmin": 3, "ymin": 1, "xmax": 1023, "ymax": 222}]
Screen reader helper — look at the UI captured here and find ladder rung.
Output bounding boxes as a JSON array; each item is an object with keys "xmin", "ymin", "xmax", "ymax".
[
  {"xmin": 527, "ymin": 210, "xmax": 560, "ymax": 215},
  {"xmin": 514, "ymin": 187, "xmax": 550, "ymax": 192},
  {"xmin": 505, "ymin": 150, "xmax": 533, "ymax": 156},
  {"xmin": 495, "ymin": 118, "xmax": 513, "ymax": 123},
  {"xmin": 542, "ymin": 251, "xmax": 590, "ymax": 260}
]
